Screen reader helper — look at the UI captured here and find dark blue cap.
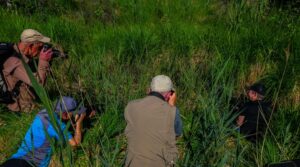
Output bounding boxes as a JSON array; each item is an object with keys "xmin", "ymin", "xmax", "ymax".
[
  {"xmin": 249, "ymin": 83, "xmax": 266, "ymax": 96},
  {"xmin": 55, "ymin": 96, "xmax": 86, "ymax": 114}
]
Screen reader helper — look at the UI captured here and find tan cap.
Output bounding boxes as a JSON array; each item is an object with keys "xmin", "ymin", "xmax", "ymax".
[
  {"xmin": 151, "ymin": 75, "xmax": 174, "ymax": 92},
  {"xmin": 20, "ymin": 29, "xmax": 50, "ymax": 43}
]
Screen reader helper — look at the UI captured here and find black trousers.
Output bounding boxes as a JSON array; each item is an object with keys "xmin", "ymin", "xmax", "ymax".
[
  {"xmin": 266, "ymin": 159, "xmax": 300, "ymax": 167},
  {"xmin": 1, "ymin": 158, "xmax": 34, "ymax": 167}
]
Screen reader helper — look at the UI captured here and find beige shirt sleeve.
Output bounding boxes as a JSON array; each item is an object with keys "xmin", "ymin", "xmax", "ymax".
[
  {"xmin": 3, "ymin": 57, "xmax": 31, "ymax": 89},
  {"xmin": 2, "ymin": 57, "xmax": 23, "ymax": 77},
  {"xmin": 3, "ymin": 56, "xmax": 50, "ymax": 88}
]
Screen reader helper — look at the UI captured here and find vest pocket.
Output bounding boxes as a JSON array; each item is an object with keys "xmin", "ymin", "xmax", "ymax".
[{"xmin": 162, "ymin": 147, "xmax": 178, "ymax": 167}]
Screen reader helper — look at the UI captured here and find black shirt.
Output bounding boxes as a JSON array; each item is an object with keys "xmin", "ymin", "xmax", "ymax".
[{"xmin": 239, "ymin": 100, "xmax": 271, "ymax": 142}]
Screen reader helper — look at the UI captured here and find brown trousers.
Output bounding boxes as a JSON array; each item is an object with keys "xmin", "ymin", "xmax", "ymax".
[{"xmin": 7, "ymin": 83, "xmax": 35, "ymax": 112}]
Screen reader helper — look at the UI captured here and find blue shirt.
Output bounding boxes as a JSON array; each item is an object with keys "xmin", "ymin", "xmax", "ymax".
[
  {"xmin": 11, "ymin": 110, "xmax": 72, "ymax": 167},
  {"xmin": 175, "ymin": 108, "xmax": 183, "ymax": 137}
]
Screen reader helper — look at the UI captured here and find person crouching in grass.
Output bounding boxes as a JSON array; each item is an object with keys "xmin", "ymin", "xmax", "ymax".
[
  {"xmin": 236, "ymin": 83, "xmax": 271, "ymax": 144},
  {"xmin": 1, "ymin": 96, "xmax": 87, "ymax": 167},
  {"xmin": 124, "ymin": 75, "xmax": 182, "ymax": 167}
]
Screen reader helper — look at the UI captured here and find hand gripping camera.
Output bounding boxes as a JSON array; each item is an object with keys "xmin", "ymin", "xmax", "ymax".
[{"xmin": 43, "ymin": 43, "xmax": 68, "ymax": 59}]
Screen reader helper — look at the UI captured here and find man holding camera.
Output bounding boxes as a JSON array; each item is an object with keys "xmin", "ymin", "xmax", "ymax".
[
  {"xmin": 2, "ymin": 29, "xmax": 53, "ymax": 112},
  {"xmin": 1, "ymin": 96, "xmax": 86, "ymax": 167},
  {"xmin": 124, "ymin": 75, "xmax": 182, "ymax": 167}
]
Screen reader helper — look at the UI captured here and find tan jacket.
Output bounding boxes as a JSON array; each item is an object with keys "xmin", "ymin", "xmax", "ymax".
[
  {"xmin": 125, "ymin": 95, "xmax": 178, "ymax": 167},
  {"xmin": 2, "ymin": 45, "xmax": 49, "ymax": 111}
]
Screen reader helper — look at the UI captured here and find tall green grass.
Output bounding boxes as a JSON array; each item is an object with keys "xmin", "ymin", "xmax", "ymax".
[{"xmin": 0, "ymin": 0, "xmax": 300, "ymax": 166}]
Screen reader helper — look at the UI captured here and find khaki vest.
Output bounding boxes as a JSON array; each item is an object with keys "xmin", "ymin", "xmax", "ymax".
[{"xmin": 125, "ymin": 95, "xmax": 178, "ymax": 167}]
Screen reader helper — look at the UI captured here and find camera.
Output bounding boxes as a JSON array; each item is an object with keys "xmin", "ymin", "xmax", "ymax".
[
  {"xmin": 42, "ymin": 43, "xmax": 52, "ymax": 50},
  {"xmin": 69, "ymin": 106, "xmax": 97, "ymax": 131},
  {"xmin": 43, "ymin": 43, "xmax": 68, "ymax": 59}
]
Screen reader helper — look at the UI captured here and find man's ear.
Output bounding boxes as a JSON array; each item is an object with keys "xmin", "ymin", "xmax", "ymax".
[
  {"xmin": 28, "ymin": 43, "xmax": 34, "ymax": 49},
  {"xmin": 25, "ymin": 43, "xmax": 34, "ymax": 54}
]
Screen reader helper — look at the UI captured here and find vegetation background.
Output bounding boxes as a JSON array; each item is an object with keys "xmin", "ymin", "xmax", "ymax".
[{"xmin": 0, "ymin": 0, "xmax": 300, "ymax": 166}]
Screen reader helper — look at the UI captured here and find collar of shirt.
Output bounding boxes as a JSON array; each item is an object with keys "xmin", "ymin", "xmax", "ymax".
[{"xmin": 148, "ymin": 91, "xmax": 165, "ymax": 101}]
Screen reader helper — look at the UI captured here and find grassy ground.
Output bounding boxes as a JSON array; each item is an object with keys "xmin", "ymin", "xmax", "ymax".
[{"xmin": 0, "ymin": 0, "xmax": 300, "ymax": 166}]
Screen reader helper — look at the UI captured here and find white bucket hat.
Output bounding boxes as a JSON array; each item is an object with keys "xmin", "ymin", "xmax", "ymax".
[{"xmin": 150, "ymin": 75, "xmax": 174, "ymax": 92}]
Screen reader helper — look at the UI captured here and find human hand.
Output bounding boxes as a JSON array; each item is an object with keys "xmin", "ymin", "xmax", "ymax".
[
  {"xmin": 168, "ymin": 92, "xmax": 176, "ymax": 106},
  {"xmin": 75, "ymin": 112, "xmax": 86, "ymax": 125},
  {"xmin": 39, "ymin": 47, "xmax": 53, "ymax": 61},
  {"xmin": 88, "ymin": 110, "xmax": 96, "ymax": 118}
]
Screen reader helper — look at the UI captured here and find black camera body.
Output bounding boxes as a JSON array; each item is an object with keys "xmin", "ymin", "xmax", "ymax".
[
  {"xmin": 43, "ymin": 43, "xmax": 68, "ymax": 59},
  {"xmin": 42, "ymin": 43, "xmax": 52, "ymax": 50}
]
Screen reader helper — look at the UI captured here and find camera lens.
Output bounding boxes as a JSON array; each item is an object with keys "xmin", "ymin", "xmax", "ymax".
[{"xmin": 43, "ymin": 44, "xmax": 52, "ymax": 50}]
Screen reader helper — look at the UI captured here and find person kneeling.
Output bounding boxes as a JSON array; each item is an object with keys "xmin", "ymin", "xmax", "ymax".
[
  {"xmin": 236, "ymin": 83, "xmax": 271, "ymax": 143},
  {"xmin": 124, "ymin": 75, "xmax": 182, "ymax": 167},
  {"xmin": 1, "ymin": 96, "xmax": 86, "ymax": 167}
]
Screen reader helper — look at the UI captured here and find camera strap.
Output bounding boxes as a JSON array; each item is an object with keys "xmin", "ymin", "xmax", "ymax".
[{"xmin": 148, "ymin": 91, "xmax": 165, "ymax": 101}]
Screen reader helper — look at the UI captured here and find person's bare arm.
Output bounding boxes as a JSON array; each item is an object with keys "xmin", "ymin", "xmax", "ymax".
[
  {"xmin": 69, "ymin": 113, "xmax": 86, "ymax": 147},
  {"xmin": 236, "ymin": 115, "xmax": 245, "ymax": 127}
]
